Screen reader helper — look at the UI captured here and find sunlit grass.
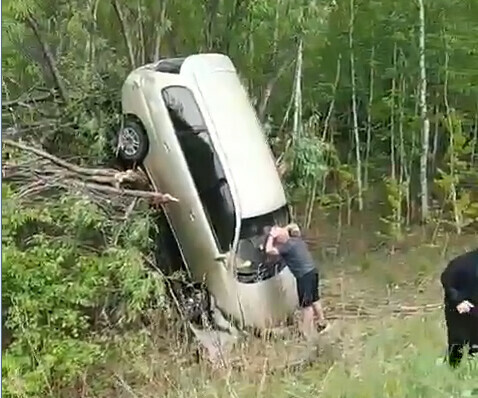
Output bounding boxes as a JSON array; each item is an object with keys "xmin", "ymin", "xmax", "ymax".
[
  {"xmin": 92, "ymin": 237, "xmax": 478, "ymax": 398},
  {"xmin": 110, "ymin": 312, "xmax": 477, "ymax": 398}
]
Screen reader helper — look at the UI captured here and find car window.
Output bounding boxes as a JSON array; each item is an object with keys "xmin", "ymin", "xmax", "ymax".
[
  {"xmin": 162, "ymin": 86, "xmax": 206, "ymax": 130},
  {"xmin": 162, "ymin": 86, "xmax": 236, "ymax": 253}
]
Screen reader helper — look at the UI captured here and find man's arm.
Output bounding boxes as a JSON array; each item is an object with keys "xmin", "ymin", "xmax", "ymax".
[
  {"xmin": 265, "ymin": 233, "xmax": 279, "ymax": 256},
  {"xmin": 440, "ymin": 259, "xmax": 473, "ymax": 309}
]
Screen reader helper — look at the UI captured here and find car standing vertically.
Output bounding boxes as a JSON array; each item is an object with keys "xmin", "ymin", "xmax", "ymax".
[{"xmin": 117, "ymin": 53, "xmax": 298, "ymax": 329}]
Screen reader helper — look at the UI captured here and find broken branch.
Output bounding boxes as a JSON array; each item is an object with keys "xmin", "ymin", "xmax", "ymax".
[
  {"xmin": 2, "ymin": 91, "xmax": 54, "ymax": 109},
  {"xmin": 72, "ymin": 181, "xmax": 178, "ymax": 203},
  {"xmin": 3, "ymin": 139, "xmax": 178, "ymax": 205}
]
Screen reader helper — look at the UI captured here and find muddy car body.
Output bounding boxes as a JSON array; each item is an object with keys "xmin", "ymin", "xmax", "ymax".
[{"xmin": 118, "ymin": 53, "xmax": 297, "ymax": 328}]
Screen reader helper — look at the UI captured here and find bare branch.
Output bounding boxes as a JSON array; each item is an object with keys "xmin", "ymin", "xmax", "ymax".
[
  {"xmin": 3, "ymin": 139, "xmax": 115, "ymax": 177},
  {"xmin": 2, "ymin": 91, "xmax": 54, "ymax": 108},
  {"xmin": 72, "ymin": 181, "xmax": 178, "ymax": 203},
  {"xmin": 3, "ymin": 139, "xmax": 178, "ymax": 205},
  {"xmin": 24, "ymin": 13, "xmax": 68, "ymax": 102},
  {"xmin": 257, "ymin": 60, "xmax": 293, "ymax": 122},
  {"xmin": 111, "ymin": 0, "xmax": 136, "ymax": 70}
]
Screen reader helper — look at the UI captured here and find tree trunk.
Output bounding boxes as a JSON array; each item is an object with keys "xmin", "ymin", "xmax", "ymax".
[
  {"xmin": 112, "ymin": 0, "xmax": 136, "ymax": 70},
  {"xmin": 292, "ymin": 39, "xmax": 303, "ymax": 142},
  {"xmin": 322, "ymin": 54, "xmax": 341, "ymax": 141},
  {"xmin": 390, "ymin": 43, "xmax": 397, "ymax": 181},
  {"xmin": 24, "ymin": 12, "xmax": 68, "ymax": 102},
  {"xmin": 364, "ymin": 45, "xmax": 374, "ymax": 190},
  {"xmin": 398, "ymin": 73, "xmax": 406, "ymax": 228},
  {"xmin": 418, "ymin": 0, "xmax": 430, "ymax": 222},
  {"xmin": 204, "ymin": 0, "xmax": 220, "ymax": 50},
  {"xmin": 152, "ymin": 0, "xmax": 168, "ymax": 61},
  {"xmin": 349, "ymin": 0, "xmax": 363, "ymax": 211},
  {"xmin": 137, "ymin": 0, "xmax": 146, "ymax": 65},
  {"xmin": 431, "ymin": 101, "xmax": 439, "ymax": 173},
  {"xmin": 472, "ymin": 111, "xmax": 478, "ymax": 166}
]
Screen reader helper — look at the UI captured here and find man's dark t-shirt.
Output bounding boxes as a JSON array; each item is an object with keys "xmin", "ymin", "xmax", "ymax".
[{"xmin": 278, "ymin": 237, "xmax": 316, "ymax": 278}]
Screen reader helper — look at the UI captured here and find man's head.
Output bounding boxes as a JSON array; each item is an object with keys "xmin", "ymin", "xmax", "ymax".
[
  {"xmin": 270, "ymin": 225, "xmax": 289, "ymax": 244},
  {"xmin": 286, "ymin": 223, "xmax": 301, "ymax": 237}
]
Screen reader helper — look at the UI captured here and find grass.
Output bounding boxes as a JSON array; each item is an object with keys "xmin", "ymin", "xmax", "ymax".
[{"xmin": 86, "ymin": 233, "xmax": 478, "ymax": 398}]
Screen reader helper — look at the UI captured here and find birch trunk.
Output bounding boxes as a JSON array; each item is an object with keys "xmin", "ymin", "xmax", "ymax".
[
  {"xmin": 292, "ymin": 39, "xmax": 303, "ymax": 141},
  {"xmin": 472, "ymin": 111, "xmax": 478, "ymax": 166},
  {"xmin": 398, "ymin": 71, "xmax": 408, "ymax": 232},
  {"xmin": 431, "ymin": 107, "xmax": 439, "ymax": 173},
  {"xmin": 364, "ymin": 45, "xmax": 374, "ymax": 190},
  {"xmin": 418, "ymin": 0, "xmax": 430, "ymax": 222},
  {"xmin": 349, "ymin": 0, "xmax": 363, "ymax": 211},
  {"xmin": 390, "ymin": 43, "xmax": 397, "ymax": 181},
  {"xmin": 322, "ymin": 54, "xmax": 341, "ymax": 142}
]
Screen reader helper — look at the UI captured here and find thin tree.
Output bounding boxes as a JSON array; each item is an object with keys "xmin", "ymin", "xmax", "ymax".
[
  {"xmin": 292, "ymin": 39, "xmax": 303, "ymax": 141},
  {"xmin": 364, "ymin": 43, "xmax": 374, "ymax": 190},
  {"xmin": 349, "ymin": 0, "xmax": 363, "ymax": 211},
  {"xmin": 390, "ymin": 43, "xmax": 397, "ymax": 181},
  {"xmin": 418, "ymin": 0, "xmax": 430, "ymax": 222}
]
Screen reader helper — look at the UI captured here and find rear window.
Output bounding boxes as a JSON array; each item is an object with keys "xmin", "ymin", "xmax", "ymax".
[{"xmin": 239, "ymin": 205, "xmax": 290, "ymax": 240}]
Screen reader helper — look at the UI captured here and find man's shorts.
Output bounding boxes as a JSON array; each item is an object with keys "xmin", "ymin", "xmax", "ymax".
[{"xmin": 296, "ymin": 270, "xmax": 319, "ymax": 308}]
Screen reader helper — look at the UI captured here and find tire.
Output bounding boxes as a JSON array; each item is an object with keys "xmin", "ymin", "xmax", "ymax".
[{"xmin": 116, "ymin": 119, "xmax": 149, "ymax": 165}]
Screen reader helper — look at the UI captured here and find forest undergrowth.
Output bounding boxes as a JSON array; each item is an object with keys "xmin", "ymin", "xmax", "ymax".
[{"xmin": 63, "ymin": 230, "xmax": 478, "ymax": 398}]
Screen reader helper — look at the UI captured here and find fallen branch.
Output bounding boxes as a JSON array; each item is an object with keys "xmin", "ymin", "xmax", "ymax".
[
  {"xmin": 2, "ymin": 91, "xmax": 54, "ymax": 108},
  {"xmin": 2, "ymin": 139, "xmax": 178, "ymax": 205},
  {"xmin": 4, "ymin": 139, "xmax": 115, "ymax": 177},
  {"xmin": 70, "ymin": 181, "xmax": 178, "ymax": 203}
]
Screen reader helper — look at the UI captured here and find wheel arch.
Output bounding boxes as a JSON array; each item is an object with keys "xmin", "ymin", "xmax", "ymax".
[{"xmin": 122, "ymin": 113, "xmax": 148, "ymax": 136}]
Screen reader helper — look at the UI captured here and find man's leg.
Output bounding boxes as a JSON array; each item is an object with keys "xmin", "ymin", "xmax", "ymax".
[
  {"xmin": 443, "ymin": 304, "xmax": 468, "ymax": 367},
  {"xmin": 447, "ymin": 343, "xmax": 464, "ymax": 367},
  {"xmin": 310, "ymin": 271, "xmax": 327, "ymax": 328},
  {"xmin": 297, "ymin": 272, "xmax": 317, "ymax": 339},
  {"xmin": 312, "ymin": 300, "xmax": 326, "ymax": 325},
  {"xmin": 300, "ymin": 305, "xmax": 315, "ymax": 339}
]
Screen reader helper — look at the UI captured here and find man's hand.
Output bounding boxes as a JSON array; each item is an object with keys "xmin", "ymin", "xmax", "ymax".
[
  {"xmin": 456, "ymin": 300, "xmax": 474, "ymax": 314},
  {"xmin": 269, "ymin": 226, "xmax": 280, "ymax": 238}
]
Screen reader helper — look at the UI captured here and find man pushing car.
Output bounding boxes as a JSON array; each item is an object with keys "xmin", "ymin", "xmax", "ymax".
[{"xmin": 265, "ymin": 223, "xmax": 328, "ymax": 339}]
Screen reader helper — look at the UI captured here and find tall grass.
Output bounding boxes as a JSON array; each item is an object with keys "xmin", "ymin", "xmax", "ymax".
[{"xmin": 87, "ymin": 237, "xmax": 478, "ymax": 398}]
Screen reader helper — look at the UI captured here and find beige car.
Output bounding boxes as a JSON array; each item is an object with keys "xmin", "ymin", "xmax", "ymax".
[{"xmin": 117, "ymin": 53, "xmax": 298, "ymax": 329}]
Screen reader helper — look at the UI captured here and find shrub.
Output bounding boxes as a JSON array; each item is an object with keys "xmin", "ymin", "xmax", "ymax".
[{"xmin": 2, "ymin": 183, "xmax": 165, "ymax": 397}]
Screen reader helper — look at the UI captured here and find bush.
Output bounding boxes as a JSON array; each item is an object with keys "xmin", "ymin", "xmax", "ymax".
[{"xmin": 2, "ymin": 183, "xmax": 165, "ymax": 397}]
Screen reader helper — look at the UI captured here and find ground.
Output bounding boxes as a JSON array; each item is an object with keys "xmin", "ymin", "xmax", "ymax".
[{"xmin": 91, "ymin": 230, "xmax": 478, "ymax": 398}]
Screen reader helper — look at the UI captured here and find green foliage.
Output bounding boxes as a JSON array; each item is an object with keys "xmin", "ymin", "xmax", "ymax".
[
  {"xmin": 378, "ymin": 177, "xmax": 405, "ymax": 244},
  {"xmin": 434, "ymin": 110, "xmax": 478, "ymax": 231},
  {"xmin": 2, "ymin": 184, "xmax": 164, "ymax": 397}
]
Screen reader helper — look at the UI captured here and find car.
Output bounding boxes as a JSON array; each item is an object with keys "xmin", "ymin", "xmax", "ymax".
[{"xmin": 118, "ymin": 53, "xmax": 298, "ymax": 329}]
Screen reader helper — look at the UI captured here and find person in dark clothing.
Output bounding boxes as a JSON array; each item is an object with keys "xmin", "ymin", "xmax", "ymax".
[
  {"xmin": 265, "ymin": 224, "xmax": 327, "ymax": 338},
  {"xmin": 440, "ymin": 248, "xmax": 478, "ymax": 367}
]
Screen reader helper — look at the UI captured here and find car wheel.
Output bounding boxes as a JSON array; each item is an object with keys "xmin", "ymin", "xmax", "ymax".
[{"xmin": 116, "ymin": 119, "xmax": 149, "ymax": 165}]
